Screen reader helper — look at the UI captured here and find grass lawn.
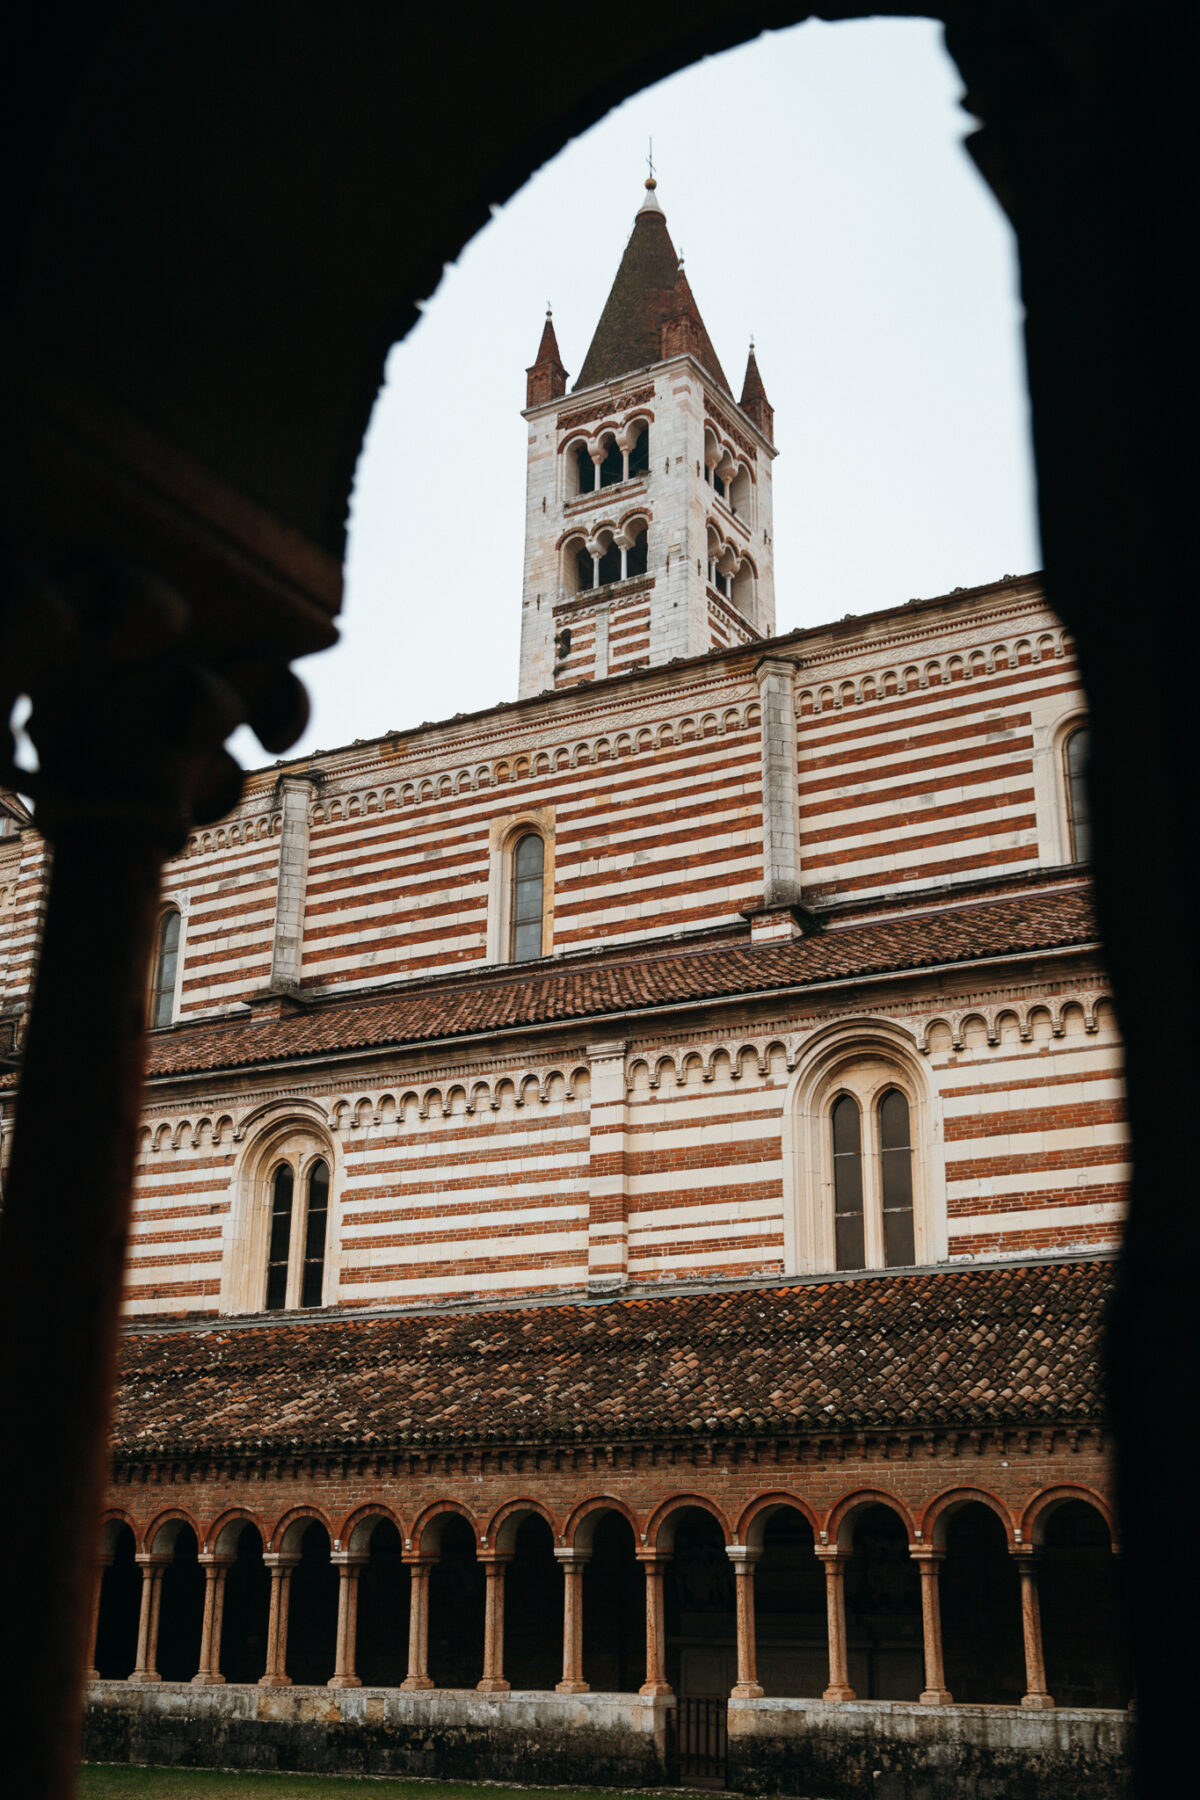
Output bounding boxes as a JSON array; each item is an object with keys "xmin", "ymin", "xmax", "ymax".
[{"xmin": 79, "ymin": 1770, "xmax": 645, "ymax": 1800}]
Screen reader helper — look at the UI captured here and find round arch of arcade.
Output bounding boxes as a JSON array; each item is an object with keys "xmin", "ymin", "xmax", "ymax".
[{"xmin": 89, "ymin": 1480, "xmax": 1127, "ymax": 1710}]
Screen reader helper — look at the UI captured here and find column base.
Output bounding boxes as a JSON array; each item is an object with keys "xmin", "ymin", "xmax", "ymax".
[
  {"xmin": 257, "ymin": 1674, "xmax": 292, "ymax": 1688},
  {"xmin": 476, "ymin": 1677, "xmax": 511, "ymax": 1693},
  {"xmin": 731, "ymin": 1682, "xmax": 765, "ymax": 1699},
  {"xmin": 556, "ymin": 1678, "xmax": 590, "ymax": 1694},
  {"xmin": 128, "ymin": 1671, "xmax": 161, "ymax": 1684},
  {"xmin": 822, "ymin": 1683, "xmax": 856, "ymax": 1702},
  {"xmin": 191, "ymin": 1672, "xmax": 227, "ymax": 1687},
  {"xmin": 1021, "ymin": 1692, "xmax": 1055, "ymax": 1710},
  {"xmin": 639, "ymin": 1680, "xmax": 673, "ymax": 1697},
  {"xmin": 401, "ymin": 1675, "xmax": 434, "ymax": 1691},
  {"xmin": 919, "ymin": 1688, "xmax": 953, "ymax": 1705},
  {"xmin": 327, "ymin": 1675, "xmax": 362, "ymax": 1689}
]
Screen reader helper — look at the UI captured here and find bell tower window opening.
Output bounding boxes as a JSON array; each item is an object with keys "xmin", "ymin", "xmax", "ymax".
[
  {"xmin": 878, "ymin": 1088, "xmax": 915, "ymax": 1267},
  {"xmin": 1066, "ymin": 725, "xmax": 1091, "ymax": 861},
  {"xmin": 149, "ymin": 908, "xmax": 181, "ymax": 1029},
  {"xmin": 597, "ymin": 540, "xmax": 622, "ymax": 585},
  {"xmin": 574, "ymin": 443, "xmax": 596, "ymax": 495},
  {"xmin": 264, "ymin": 1155, "xmax": 331, "ymax": 1312},
  {"xmin": 511, "ymin": 832, "xmax": 546, "ymax": 962},
  {"xmin": 626, "ymin": 525, "xmax": 648, "ymax": 579},
  {"xmin": 628, "ymin": 426, "xmax": 650, "ymax": 477},
  {"xmin": 598, "ymin": 436, "xmax": 624, "ymax": 488},
  {"xmin": 832, "ymin": 1094, "xmax": 865, "ymax": 1271}
]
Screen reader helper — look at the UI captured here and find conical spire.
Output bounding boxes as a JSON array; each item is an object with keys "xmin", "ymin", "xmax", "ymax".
[
  {"xmin": 574, "ymin": 180, "xmax": 730, "ymax": 394},
  {"xmin": 525, "ymin": 307, "xmax": 568, "ymax": 408},
  {"xmin": 739, "ymin": 340, "xmax": 774, "ymax": 442}
]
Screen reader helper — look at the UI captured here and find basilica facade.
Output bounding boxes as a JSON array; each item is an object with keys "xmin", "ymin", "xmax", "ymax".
[{"xmin": 0, "ymin": 182, "xmax": 1130, "ymax": 1793}]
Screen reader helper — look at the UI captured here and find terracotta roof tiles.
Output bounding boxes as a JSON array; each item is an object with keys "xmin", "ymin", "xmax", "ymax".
[{"xmin": 112, "ymin": 1258, "xmax": 1111, "ymax": 1458}]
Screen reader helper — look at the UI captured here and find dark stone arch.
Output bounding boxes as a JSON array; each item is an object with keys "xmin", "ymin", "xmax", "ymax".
[
  {"xmin": 94, "ymin": 1524, "xmax": 139, "ymax": 1680},
  {"xmin": 1041, "ymin": 1500, "xmax": 1130, "ymax": 1707},
  {"xmin": 664, "ymin": 1505, "xmax": 735, "ymax": 1698},
  {"xmin": 753, "ymin": 1505, "xmax": 826, "ymax": 1697},
  {"xmin": 503, "ymin": 1513, "xmax": 561, "ymax": 1691},
  {"xmin": 428, "ymin": 1513, "xmax": 484, "ymax": 1689},
  {"xmin": 843, "ymin": 1502, "xmax": 921, "ymax": 1700},
  {"xmin": 155, "ymin": 1524, "xmax": 204, "ymax": 1682},
  {"xmin": 218, "ymin": 1523, "xmax": 269, "ymax": 1685},
  {"xmin": 356, "ymin": 1519, "xmax": 409, "ymax": 1688},
  {"xmin": 285, "ymin": 1521, "xmax": 338, "ymax": 1686},
  {"xmin": 939, "ymin": 1501, "xmax": 1023, "ymax": 1704},
  {"xmin": 582, "ymin": 1509, "xmax": 643, "ymax": 1693}
]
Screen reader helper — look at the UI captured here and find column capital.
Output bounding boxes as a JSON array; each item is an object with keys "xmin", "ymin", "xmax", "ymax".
[
  {"xmin": 402, "ymin": 1552, "xmax": 438, "ymax": 1570},
  {"xmin": 814, "ymin": 1545, "xmax": 851, "ymax": 1565},
  {"xmin": 134, "ymin": 1552, "xmax": 170, "ymax": 1569},
  {"xmin": 479, "ymin": 1552, "xmax": 514, "ymax": 1572},
  {"xmin": 262, "ymin": 1551, "xmax": 300, "ymax": 1571},
  {"xmin": 554, "ymin": 1547, "xmax": 593, "ymax": 1566},
  {"xmin": 910, "ymin": 1545, "xmax": 946, "ymax": 1565},
  {"xmin": 198, "ymin": 1551, "xmax": 235, "ymax": 1569},
  {"xmin": 726, "ymin": 1544, "xmax": 763, "ymax": 1567},
  {"xmin": 330, "ymin": 1551, "xmax": 367, "ymax": 1569},
  {"xmin": 635, "ymin": 1547, "xmax": 671, "ymax": 1564}
]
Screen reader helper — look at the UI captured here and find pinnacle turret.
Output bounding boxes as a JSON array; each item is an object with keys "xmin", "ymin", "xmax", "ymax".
[
  {"xmin": 525, "ymin": 308, "xmax": 568, "ymax": 408},
  {"xmin": 739, "ymin": 342, "xmax": 774, "ymax": 443}
]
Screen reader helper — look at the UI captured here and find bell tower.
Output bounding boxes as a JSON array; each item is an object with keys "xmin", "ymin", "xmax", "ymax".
[{"xmin": 518, "ymin": 178, "xmax": 777, "ymax": 697}]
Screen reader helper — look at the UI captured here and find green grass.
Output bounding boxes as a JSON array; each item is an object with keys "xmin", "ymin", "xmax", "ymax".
[{"xmin": 80, "ymin": 1771, "xmax": 642, "ymax": 1800}]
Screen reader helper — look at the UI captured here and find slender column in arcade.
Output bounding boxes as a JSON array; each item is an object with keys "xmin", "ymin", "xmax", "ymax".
[
  {"xmin": 637, "ymin": 1551, "xmax": 672, "ymax": 1697},
  {"xmin": 192, "ymin": 1554, "xmax": 230, "ymax": 1685},
  {"xmin": 402, "ymin": 1557, "xmax": 435, "ymax": 1690},
  {"xmin": 728, "ymin": 1546, "xmax": 764, "ymax": 1699},
  {"xmin": 913, "ymin": 1548, "xmax": 952, "ymax": 1704},
  {"xmin": 1016, "ymin": 1552, "xmax": 1054, "ymax": 1709},
  {"xmin": 129, "ymin": 1555, "xmax": 166, "ymax": 1683},
  {"xmin": 816, "ymin": 1549, "xmax": 855, "ymax": 1701},
  {"xmin": 478, "ymin": 1554, "xmax": 512, "ymax": 1693},
  {"xmin": 85, "ymin": 1558, "xmax": 111, "ymax": 1682},
  {"xmin": 259, "ymin": 1553, "xmax": 298, "ymax": 1688},
  {"xmin": 555, "ymin": 1548, "xmax": 591, "ymax": 1694},
  {"xmin": 329, "ymin": 1554, "xmax": 364, "ymax": 1689}
]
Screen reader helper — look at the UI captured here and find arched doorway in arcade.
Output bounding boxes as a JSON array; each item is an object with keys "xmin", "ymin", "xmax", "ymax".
[
  {"xmin": 1039, "ymin": 1500, "xmax": 1130, "ymax": 1707},
  {"xmin": 663, "ymin": 1508, "xmax": 735, "ymax": 1699},
  {"xmin": 154, "ymin": 1522, "xmax": 206, "ymax": 1682},
  {"xmin": 938, "ymin": 1502, "xmax": 1024, "ymax": 1704},
  {"xmin": 843, "ymin": 1505, "xmax": 921, "ymax": 1701},
  {"xmin": 284, "ymin": 1522, "xmax": 338, "ymax": 1686},
  {"xmin": 356, "ymin": 1518, "xmax": 410, "ymax": 1688},
  {"xmin": 580, "ymin": 1509, "xmax": 643, "ymax": 1692},
  {"xmin": 751, "ymin": 1507, "xmax": 826, "ymax": 1698},
  {"xmin": 216, "ymin": 1524, "xmax": 270, "ymax": 1684},
  {"xmin": 502, "ymin": 1513, "xmax": 562, "ymax": 1691},
  {"xmin": 94, "ymin": 1523, "xmax": 140, "ymax": 1680},
  {"xmin": 427, "ymin": 1514, "xmax": 485, "ymax": 1689}
]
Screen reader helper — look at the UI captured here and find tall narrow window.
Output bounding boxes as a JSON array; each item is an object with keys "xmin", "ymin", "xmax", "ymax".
[
  {"xmin": 149, "ymin": 909, "xmax": 180, "ymax": 1028},
  {"xmin": 628, "ymin": 427, "xmax": 650, "ymax": 477},
  {"xmin": 511, "ymin": 833, "xmax": 545, "ymax": 962},
  {"xmin": 265, "ymin": 1164, "xmax": 294, "ymax": 1311},
  {"xmin": 1066, "ymin": 726, "xmax": 1091, "ymax": 861},
  {"xmin": 301, "ymin": 1159, "xmax": 329, "ymax": 1308},
  {"xmin": 598, "ymin": 438, "xmax": 624, "ymax": 487},
  {"xmin": 878, "ymin": 1089, "xmax": 915, "ymax": 1267},
  {"xmin": 831, "ymin": 1094, "xmax": 865, "ymax": 1270},
  {"xmin": 575, "ymin": 444, "xmax": 596, "ymax": 494}
]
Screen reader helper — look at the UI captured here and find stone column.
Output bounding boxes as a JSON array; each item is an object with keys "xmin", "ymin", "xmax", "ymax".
[
  {"xmin": 555, "ymin": 1548, "xmax": 591, "ymax": 1693},
  {"xmin": 328, "ymin": 1553, "xmax": 364, "ymax": 1689},
  {"xmin": 817, "ymin": 1549, "xmax": 855, "ymax": 1701},
  {"xmin": 268, "ymin": 772, "xmax": 316, "ymax": 992},
  {"xmin": 130, "ymin": 1554, "xmax": 167, "ymax": 1683},
  {"xmin": 191, "ymin": 1554, "xmax": 231, "ymax": 1685},
  {"xmin": 1016, "ymin": 1552, "xmax": 1054, "ymax": 1709},
  {"xmin": 586, "ymin": 1038, "xmax": 629, "ymax": 1291},
  {"xmin": 478, "ymin": 1553, "xmax": 512, "ymax": 1693},
  {"xmin": 259, "ymin": 1553, "xmax": 298, "ymax": 1688},
  {"xmin": 85, "ymin": 1557, "xmax": 111, "ymax": 1682},
  {"xmin": 402, "ymin": 1557, "xmax": 435, "ymax": 1690},
  {"xmin": 638, "ymin": 1552, "xmax": 672, "ymax": 1697},
  {"xmin": 913, "ymin": 1548, "xmax": 952, "ymax": 1704},
  {"xmin": 728, "ymin": 1546, "xmax": 764, "ymax": 1698},
  {"xmin": 755, "ymin": 657, "xmax": 802, "ymax": 911}
]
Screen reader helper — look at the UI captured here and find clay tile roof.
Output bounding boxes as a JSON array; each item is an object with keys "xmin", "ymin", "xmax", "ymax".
[
  {"xmin": 128, "ymin": 887, "xmax": 1096, "ymax": 1083},
  {"xmin": 111, "ymin": 1259, "xmax": 1112, "ymax": 1458},
  {"xmin": 575, "ymin": 197, "xmax": 730, "ymax": 395}
]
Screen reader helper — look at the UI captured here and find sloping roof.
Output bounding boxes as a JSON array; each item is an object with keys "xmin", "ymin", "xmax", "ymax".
[
  {"xmin": 112, "ymin": 1258, "xmax": 1111, "ymax": 1458},
  {"xmin": 124, "ymin": 886, "xmax": 1096, "ymax": 1083},
  {"xmin": 575, "ymin": 191, "xmax": 730, "ymax": 394}
]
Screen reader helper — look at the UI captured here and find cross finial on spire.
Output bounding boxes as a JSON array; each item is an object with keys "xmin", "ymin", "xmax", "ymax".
[{"xmin": 647, "ymin": 137, "xmax": 655, "ymax": 183}]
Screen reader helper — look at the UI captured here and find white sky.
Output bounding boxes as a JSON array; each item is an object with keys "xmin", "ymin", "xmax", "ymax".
[{"xmin": 243, "ymin": 15, "xmax": 1038, "ymax": 767}]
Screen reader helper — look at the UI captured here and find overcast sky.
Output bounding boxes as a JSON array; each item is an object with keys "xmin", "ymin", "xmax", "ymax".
[{"xmin": 242, "ymin": 15, "xmax": 1038, "ymax": 767}]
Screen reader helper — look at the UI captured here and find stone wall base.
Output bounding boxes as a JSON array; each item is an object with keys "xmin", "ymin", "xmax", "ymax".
[{"xmin": 84, "ymin": 1683, "xmax": 1132, "ymax": 1797}]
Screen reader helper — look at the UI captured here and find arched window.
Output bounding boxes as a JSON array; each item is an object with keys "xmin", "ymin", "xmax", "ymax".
[
  {"xmin": 1066, "ymin": 726, "xmax": 1091, "ymax": 861},
  {"xmin": 264, "ymin": 1154, "xmax": 331, "ymax": 1312},
  {"xmin": 878, "ymin": 1088, "xmax": 915, "ymax": 1267},
  {"xmin": 598, "ymin": 437, "xmax": 623, "ymax": 488},
  {"xmin": 510, "ymin": 833, "xmax": 545, "ymax": 962},
  {"xmin": 831, "ymin": 1094, "xmax": 864, "ymax": 1270},
  {"xmin": 628, "ymin": 426, "xmax": 649, "ymax": 477},
  {"xmin": 148, "ymin": 908, "xmax": 180, "ymax": 1028},
  {"xmin": 574, "ymin": 443, "xmax": 596, "ymax": 495}
]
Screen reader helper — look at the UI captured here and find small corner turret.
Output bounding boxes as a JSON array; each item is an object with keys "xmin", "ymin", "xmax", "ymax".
[{"xmin": 518, "ymin": 177, "xmax": 778, "ymax": 698}]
